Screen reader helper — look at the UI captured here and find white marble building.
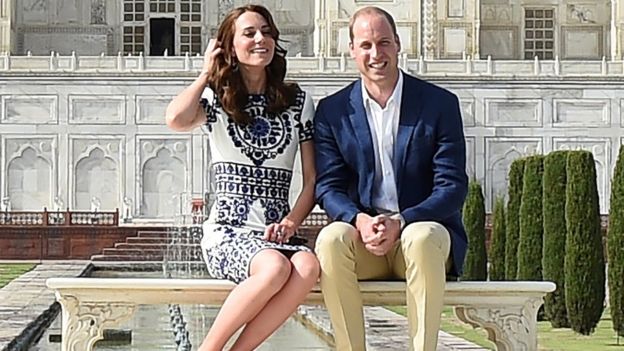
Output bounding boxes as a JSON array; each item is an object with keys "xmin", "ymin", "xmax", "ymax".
[{"xmin": 0, "ymin": 0, "xmax": 623, "ymax": 218}]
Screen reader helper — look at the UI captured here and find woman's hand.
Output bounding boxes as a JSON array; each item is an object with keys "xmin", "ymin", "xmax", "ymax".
[
  {"xmin": 264, "ymin": 217, "xmax": 297, "ymax": 244},
  {"xmin": 202, "ymin": 39, "xmax": 222, "ymax": 76}
]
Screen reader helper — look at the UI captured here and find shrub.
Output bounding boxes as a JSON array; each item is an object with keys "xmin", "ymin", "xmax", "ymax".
[
  {"xmin": 565, "ymin": 151, "xmax": 605, "ymax": 335},
  {"xmin": 461, "ymin": 180, "xmax": 487, "ymax": 281},
  {"xmin": 505, "ymin": 158, "xmax": 525, "ymax": 280},
  {"xmin": 518, "ymin": 155, "xmax": 544, "ymax": 281},
  {"xmin": 608, "ymin": 146, "xmax": 624, "ymax": 337},
  {"xmin": 489, "ymin": 195, "xmax": 506, "ymax": 281},
  {"xmin": 542, "ymin": 150, "xmax": 570, "ymax": 328}
]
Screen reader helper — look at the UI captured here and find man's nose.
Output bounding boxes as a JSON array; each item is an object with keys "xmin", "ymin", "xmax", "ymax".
[{"xmin": 370, "ymin": 45, "xmax": 379, "ymax": 58}]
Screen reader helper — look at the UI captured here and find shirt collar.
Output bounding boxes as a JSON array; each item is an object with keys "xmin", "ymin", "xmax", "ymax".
[{"xmin": 361, "ymin": 70, "xmax": 404, "ymax": 110}]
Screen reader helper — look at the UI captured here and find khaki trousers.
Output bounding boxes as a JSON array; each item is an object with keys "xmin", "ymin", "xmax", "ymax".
[{"xmin": 315, "ymin": 221, "xmax": 451, "ymax": 351}]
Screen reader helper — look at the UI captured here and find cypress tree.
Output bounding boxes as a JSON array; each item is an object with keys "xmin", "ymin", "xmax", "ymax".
[
  {"xmin": 518, "ymin": 155, "xmax": 544, "ymax": 281},
  {"xmin": 565, "ymin": 151, "xmax": 605, "ymax": 335},
  {"xmin": 505, "ymin": 158, "xmax": 525, "ymax": 280},
  {"xmin": 608, "ymin": 146, "xmax": 624, "ymax": 338},
  {"xmin": 542, "ymin": 150, "xmax": 570, "ymax": 328},
  {"xmin": 461, "ymin": 180, "xmax": 487, "ymax": 281},
  {"xmin": 489, "ymin": 195, "xmax": 506, "ymax": 281}
]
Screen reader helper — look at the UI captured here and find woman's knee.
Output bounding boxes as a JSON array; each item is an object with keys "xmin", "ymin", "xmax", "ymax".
[
  {"xmin": 290, "ymin": 251, "xmax": 320, "ymax": 284},
  {"xmin": 314, "ymin": 221, "xmax": 358, "ymax": 255},
  {"xmin": 250, "ymin": 250, "xmax": 292, "ymax": 289}
]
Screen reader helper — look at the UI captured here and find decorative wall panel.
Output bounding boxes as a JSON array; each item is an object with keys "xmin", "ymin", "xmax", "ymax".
[
  {"xmin": 553, "ymin": 99, "xmax": 610, "ymax": 127},
  {"xmin": 485, "ymin": 98, "xmax": 542, "ymax": 127},
  {"xmin": 2, "ymin": 95, "xmax": 58, "ymax": 124},
  {"xmin": 69, "ymin": 95, "xmax": 126, "ymax": 124}
]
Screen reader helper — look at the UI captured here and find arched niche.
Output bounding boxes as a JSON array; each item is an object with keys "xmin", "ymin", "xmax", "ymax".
[
  {"xmin": 141, "ymin": 147, "xmax": 185, "ymax": 217},
  {"xmin": 7, "ymin": 147, "xmax": 52, "ymax": 210},
  {"xmin": 74, "ymin": 147, "xmax": 119, "ymax": 210}
]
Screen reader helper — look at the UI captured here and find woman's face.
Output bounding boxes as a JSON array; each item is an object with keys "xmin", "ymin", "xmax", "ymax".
[{"xmin": 232, "ymin": 11, "xmax": 275, "ymax": 70}]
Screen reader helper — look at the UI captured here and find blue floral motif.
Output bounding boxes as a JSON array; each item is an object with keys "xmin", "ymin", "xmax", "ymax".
[
  {"xmin": 215, "ymin": 196, "xmax": 252, "ymax": 227},
  {"xmin": 227, "ymin": 95, "xmax": 294, "ymax": 166},
  {"xmin": 261, "ymin": 199, "xmax": 291, "ymax": 225},
  {"xmin": 205, "ymin": 227, "xmax": 311, "ymax": 283}
]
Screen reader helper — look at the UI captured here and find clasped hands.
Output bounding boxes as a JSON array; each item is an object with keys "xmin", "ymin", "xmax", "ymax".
[{"xmin": 356, "ymin": 213, "xmax": 402, "ymax": 256}]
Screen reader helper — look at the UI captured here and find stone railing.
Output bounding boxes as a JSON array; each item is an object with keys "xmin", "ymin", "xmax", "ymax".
[
  {"xmin": 1, "ymin": 52, "xmax": 624, "ymax": 77},
  {"xmin": 0, "ymin": 208, "xmax": 118, "ymax": 226},
  {"xmin": 0, "ymin": 209, "xmax": 119, "ymax": 227}
]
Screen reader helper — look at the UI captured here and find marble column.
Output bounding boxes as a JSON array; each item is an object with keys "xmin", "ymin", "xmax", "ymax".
[
  {"xmin": 612, "ymin": 0, "xmax": 620, "ymax": 60},
  {"xmin": 313, "ymin": 0, "xmax": 327, "ymax": 56},
  {"xmin": 422, "ymin": 0, "xmax": 438, "ymax": 59},
  {"xmin": 0, "ymin": 0, "xmax": 12, "ymax": 53}
]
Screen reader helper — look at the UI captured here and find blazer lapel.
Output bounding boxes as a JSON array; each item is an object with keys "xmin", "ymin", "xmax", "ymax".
[
  {"xmin": 349, "ymin": 80, "xmax": 375, "ymax": 173},
  {"xmin": 393, "ymin": 76, "xmax": 422, "ymax": 190}
]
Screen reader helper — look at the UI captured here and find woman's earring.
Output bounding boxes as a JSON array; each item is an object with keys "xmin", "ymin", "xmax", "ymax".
[{"xmin": 231, "ymin": 59, "xmax": 239, "ymax": 72}]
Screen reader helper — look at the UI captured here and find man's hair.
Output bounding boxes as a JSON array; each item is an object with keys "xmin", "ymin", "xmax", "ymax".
[{"xmin": 348, "ymin": 6, "xmax": 398, "ymax": 43}]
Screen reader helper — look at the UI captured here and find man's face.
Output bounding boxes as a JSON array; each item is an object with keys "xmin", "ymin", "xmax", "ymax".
[{"xmin": 349, "ymin": 13, "xmax": 400, "ymax": 85}]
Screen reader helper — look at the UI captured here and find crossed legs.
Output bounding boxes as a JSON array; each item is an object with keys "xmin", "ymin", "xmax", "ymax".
[
  {"xmin": 198, "ymin": 249, "xmax": 320, "ymax": 351},
  {"xmin": 315, "ymin": 221, "xmax": 450, "ymax": 351}
]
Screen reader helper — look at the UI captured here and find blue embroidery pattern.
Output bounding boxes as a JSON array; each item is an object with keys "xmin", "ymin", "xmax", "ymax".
[
  {"xmin": 200, "ymin": 97, "xmax": 218, "ymax": 132},
  {"xmin": 201, "ymin": 87, "xmax": 314, "ymax": 284},
  {"xmin": 228, "ymin": 94, "xmax": 294, "ymax": 166},
  {"xmin": 291, "ymin": 91, "xmax": 314, "ymax": 141},
  {"xmin": 261, "ymin": 199, "xmax": 291, "ymax": 225},
  {"xmin": 212, "ymin": 162, "xmax": 291, "ymax": 226}
]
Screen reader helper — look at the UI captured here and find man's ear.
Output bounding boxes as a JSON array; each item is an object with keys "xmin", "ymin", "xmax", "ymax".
[
  {"xmin": 395, "ymin": 35, "xmax": 401, "ymax": 52},
  {"xmin": 349, "ymin": 42, "xmax": 355, "ymax": 59}
]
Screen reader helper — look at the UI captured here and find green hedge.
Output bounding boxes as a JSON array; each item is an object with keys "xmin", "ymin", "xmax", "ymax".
[
  {"xmin": 565, "ymin": 151, "xmax": 605, "ymax": 335},
  {"xmin": 505, "ymin": 158, "xmax": 525, "ymax": 280},
  {"xmin": 542, "ymin": 150, "xmax": 570, "ymax": 328},
  {"xmin": 461, "ymin": 180, "xmax": 487, "ymax": 281},
  {"xmin": 608, "ymin": 146, "xmax": 624, "ymax": 337},
  {"xmin": 489, "ymin": 196, "xmax": 506, "ymax": 281},
  {"xmin": 518, "ymin": 155, "xmax": 544, "ymax": 281}
]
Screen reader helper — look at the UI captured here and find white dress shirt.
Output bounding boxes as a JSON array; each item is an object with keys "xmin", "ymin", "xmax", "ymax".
[{"xmin": 361, "ymin": 71, "xmax": 404, "ymax": 215}]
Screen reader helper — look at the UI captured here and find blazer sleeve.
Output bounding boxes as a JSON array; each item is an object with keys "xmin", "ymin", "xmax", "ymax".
[
  {"xmin": 314, "ymin": 99, "xmax": 360, "ymax": 224},
  {"xmin": 401, "ymin": 93, "xmax": 468, "ymax": 224}
]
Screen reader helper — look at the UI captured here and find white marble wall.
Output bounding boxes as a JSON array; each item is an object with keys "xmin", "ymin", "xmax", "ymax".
[
  {"xmin": 0, "ymin": 69, "xmax": 622, "ymax": 217},
  {"xmin": 2, "ymin": 0, "xmax": 624, "ymax": 61},
  {"xmin": 480, "ymin": 0, "xmax": 613, "ymax": 60}
]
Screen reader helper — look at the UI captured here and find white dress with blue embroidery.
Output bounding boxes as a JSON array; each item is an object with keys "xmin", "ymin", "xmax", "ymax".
[{"xmin": 199, "ymin": 85, "xmax": 314, "ymax": 284}]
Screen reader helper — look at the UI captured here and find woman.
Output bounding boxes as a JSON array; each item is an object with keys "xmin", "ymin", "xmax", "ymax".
[{"xmin": 165, "ymin": 5, "xmax": 319, "ymax": 351}]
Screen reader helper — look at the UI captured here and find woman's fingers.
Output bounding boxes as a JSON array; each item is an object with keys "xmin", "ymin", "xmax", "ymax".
[{"xmin": 202, "ymin": 39, "xmax": 222, "ymax": 73}]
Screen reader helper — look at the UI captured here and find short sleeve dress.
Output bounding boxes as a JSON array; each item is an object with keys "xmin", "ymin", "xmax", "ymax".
[{"xmin": 199, "ymin": 85, "xmax": 314, "ymax": 284}]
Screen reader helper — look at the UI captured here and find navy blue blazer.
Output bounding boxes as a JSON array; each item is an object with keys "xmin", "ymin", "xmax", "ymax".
[{"xmin": 313, "ymin": 73, "xmax": 469, "ymax": 276}]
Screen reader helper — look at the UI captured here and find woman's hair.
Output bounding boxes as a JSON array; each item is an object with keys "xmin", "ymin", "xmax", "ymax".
[{"xmin": 206, "ymin": 4, "xmax": 297, "ymax": 124}]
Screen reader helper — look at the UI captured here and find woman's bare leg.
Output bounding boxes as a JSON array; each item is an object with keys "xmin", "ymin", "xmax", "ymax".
[
  {"xmin": 197, "ymin": 249, "xmax": 292, "ymax": 351},
  {"xmin": 229, "ymin": 251, "xmax": 320, "ymax": 351}
]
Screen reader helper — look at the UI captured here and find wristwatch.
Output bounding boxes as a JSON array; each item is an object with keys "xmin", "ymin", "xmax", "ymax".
[{"xmin": 390, "ymin": 213, "xmax": 406, "ymax": 230}]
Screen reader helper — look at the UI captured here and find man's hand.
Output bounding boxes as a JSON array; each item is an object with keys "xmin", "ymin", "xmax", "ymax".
[
  {"xmin": 364, "ymin": 214, "xmax": 401, "ymax": 256},
  {"xmin": 355, "ymin": 213, "xmax": 378, "ymax": 244}
]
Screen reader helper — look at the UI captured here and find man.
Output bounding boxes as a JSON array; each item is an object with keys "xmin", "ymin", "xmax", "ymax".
[{"xmin": 313, "ymin": 6, "xmax": 468, "ymax": 351}]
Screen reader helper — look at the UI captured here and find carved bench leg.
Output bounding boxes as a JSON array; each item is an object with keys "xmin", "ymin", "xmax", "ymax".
[
  {"xmin": 57, "ymin": 295, "xmax": 136, "ymax": 351},
  {"xmin": 453, "ymin": 297, "xmax": 543, "ymax": 351}
]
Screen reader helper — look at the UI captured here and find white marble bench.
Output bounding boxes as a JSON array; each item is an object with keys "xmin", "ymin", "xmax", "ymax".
[{"xmin": 45, "ymin": 278, "xmax": 554, "ymax": 351}]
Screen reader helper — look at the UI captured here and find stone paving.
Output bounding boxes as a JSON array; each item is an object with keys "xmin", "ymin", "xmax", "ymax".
[
  {"xmin": 0, "ymin": 262, "xmax": 487, "ymax": 351},
  {"xmin": 298, "ymin": 306, "xmax": 487, "ymax": 351},
  {"xmin": 0, "ymin": 261, "xmax": 89, "ymax": 350}
]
